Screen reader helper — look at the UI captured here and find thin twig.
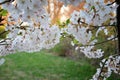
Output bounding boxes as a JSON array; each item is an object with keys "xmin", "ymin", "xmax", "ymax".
[
  {"xmin": 84, "ymin": 36, "xmax": 117, "ymax": 46},
  {"xmin": 97, "ymin": 59, "xmax": 108, "ymax": 79},
  {"xmin": 106, "ymin": 1, "xmax": 115, "ymax": 6},
  {"xmin": 0, "ymin": 43, "xmax": 9, "ymax": 45},
  {"xmin": 79, "ymin": 21, "xmax": 116, "ymax": 28},
  {"xmin": 0, "ymin": 0, "xmax": 14, "ymax": 5},
  {"xmin": 0, "ymin": 38, "xmax": 11, "ymax": 43}
]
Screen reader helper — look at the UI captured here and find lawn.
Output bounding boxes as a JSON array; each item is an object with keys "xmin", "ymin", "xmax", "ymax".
[{"xmin": 0, "ymin": 51, "xmax": 119, "ymax": 80}]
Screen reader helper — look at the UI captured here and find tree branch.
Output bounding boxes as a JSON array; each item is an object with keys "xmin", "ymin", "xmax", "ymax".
[
  {"xmin": 97, "ymin": 58, "xmax": 108, "ymax": 79},
  {"xmin": 0, "ymin": 0, "xmax": 14, "ymax": 5},
  {"xmin": 84, "ymin": 36, "xmax": 117, "ymax": 46},
  {"xmin": 0, "ymin": 43, "xmax": 9, "ymax": 45},
  {"xmin": 79, "ymin": 21, "xmax": 116, "ymax": 28},
  {"xmin": 0, "ymin": 38, "xmax": 11, "ymax": 44},
  {"xmin": 116, "ymin": 1, "xmax": 120, "ymax": 55},
  {"xmin": 106, "ymin": 1, "xmax": 116, "ymax": 6}
]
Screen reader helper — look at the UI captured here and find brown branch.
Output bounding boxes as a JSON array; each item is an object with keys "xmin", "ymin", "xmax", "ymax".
[
  {"xmin": 84, "ymin": 36, "xmax": 117, "ymax": 46},
  {"xmin": 0, "ymin": 0, "xmax": 14, "ymax": 5},
  {"xmin": 97, "ymin": 59, "xmax": 108, "ymax": 79},
  {"xmin": 0, "ymin": 43, "xmax": 9, "ymax": 45},
  {"xmin": 0, "ymin": 40, "xmax": 6, "ymax": 43},
  {"xmin": 79, "ymin": 21, "xmax": 116, "ymax": 28},
  {"xmin": 106, "ymin": 1, "xmax": 116, "ymax": 6},
  {"xmin": 0, "ymin": 38, "xmax": 11, "ymax": 43},
  {"xmin": 0, "ymin": 38, "xmax": 11, "ymax": 46},
  {"xmin": 116, "ymin": 2, "xmax": 120, "ymax": 55}
]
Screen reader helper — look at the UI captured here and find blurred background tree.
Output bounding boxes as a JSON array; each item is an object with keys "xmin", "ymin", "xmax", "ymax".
[{"xmin": 0, "ymin": 7, "xmax": 8, "ymax": 39}]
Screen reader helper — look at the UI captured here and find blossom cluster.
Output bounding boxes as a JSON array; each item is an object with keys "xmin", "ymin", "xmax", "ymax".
[
  {"xmin": 0, "ymin": 0, "xmax": 116, "ymax": 58},
  {"xmin": 67, "ymin": 24, "xmax": 92, "ymax": 45},
  {"xmin": 0, "ymin": 23, "xmax": 61, "ymax": 55},
  {"xmin": 84, "ymin": 0, "xmax": 116, "ymax": 26},
  {"xmin": 91, "ymin": 55, "xmax": 120, "ymax": 80},
  {"xmin": 80, "ymin": 46, "xmax": 104, "ymax": 58},
  {"xmin": 1, "ymin": 0, "xmax": 48, "ymax": 22},
  {"xmin": 59, "ymin": 0, "xmax": 116, "ymax": 26},
  {"xmin": 0, "ymin": 0, "xmax": 61, "ymax": 55}
]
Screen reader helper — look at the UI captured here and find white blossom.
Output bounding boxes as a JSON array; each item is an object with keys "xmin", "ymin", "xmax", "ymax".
[
  {"xmin": 0, "ymin": 58, "xmax": 5, "ymax": 66},
  {"xmin": 58, "ymin": 0, "xmax": 83, "ymax": 6},
  {"xmin": 80, "ymin": 46, "xmax": 104, "ymax": 58},
  {"xmin": 67, "ymin": 24, "xmax": 92, "ymax": 45}
]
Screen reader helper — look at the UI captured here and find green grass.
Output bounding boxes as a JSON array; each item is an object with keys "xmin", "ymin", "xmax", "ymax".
[
  {"xmin": 0, "ymin": 51, "xmax": 119, "ymax": 80},
  {"xmin": 0, "ymin": 51, "xmax": 96, "ymax": 80}
]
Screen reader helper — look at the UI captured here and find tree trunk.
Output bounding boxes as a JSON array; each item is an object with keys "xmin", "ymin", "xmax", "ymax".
[{"xmin": 117, "ymin": 1, "xmax": 120, "ymax": 54}]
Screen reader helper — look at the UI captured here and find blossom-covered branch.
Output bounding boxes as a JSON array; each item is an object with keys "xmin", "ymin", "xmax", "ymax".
[{"xmin": 0, "ymin": 0, "xmax": 119, "ymax": 79}]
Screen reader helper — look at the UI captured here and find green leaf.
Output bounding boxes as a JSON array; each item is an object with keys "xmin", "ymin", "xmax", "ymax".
[
  {"xmin": 66, "ymin": 19, "xmax": 70, "ymax": 25},
  {"xmin": 73, "ymin": 39, "xmax": 79, "ymax": 44},
  {"xmin": 0, "ymin": 31, "xmax": 9, "ymax": 39},
  {"xmin": 89, "ymin": 6, "xmax": 95, "ymax": 12},
  {"xmin": 0, "ymin": 9, "xmax": 8, "ymax": 16}
]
